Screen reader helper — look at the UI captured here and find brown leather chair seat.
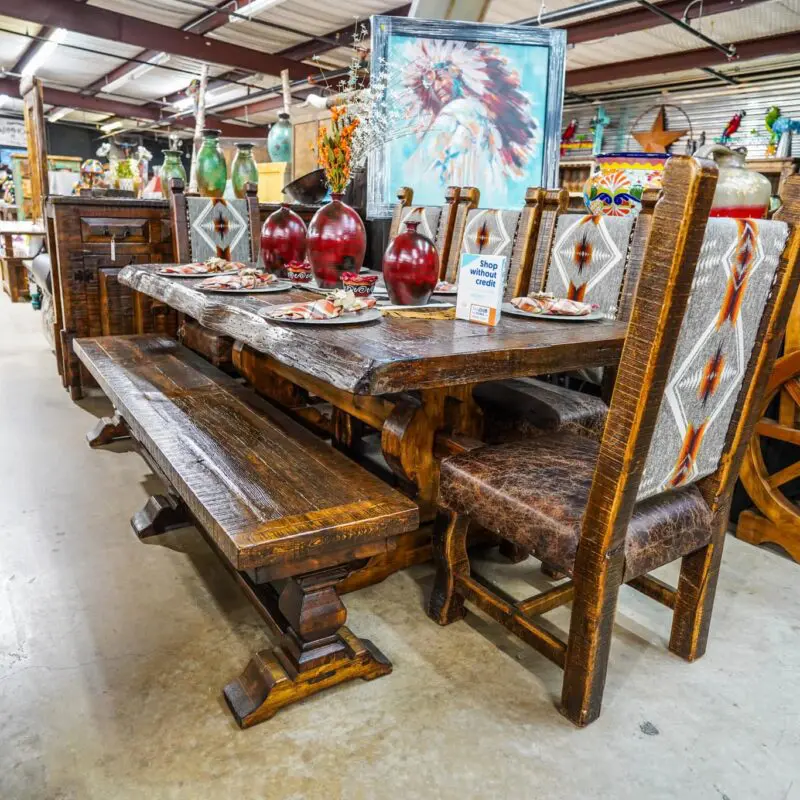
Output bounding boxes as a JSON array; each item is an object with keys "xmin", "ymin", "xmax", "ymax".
[{"xmin": 439, "ymin": 432, "xmax": 714, "ymax": 580}]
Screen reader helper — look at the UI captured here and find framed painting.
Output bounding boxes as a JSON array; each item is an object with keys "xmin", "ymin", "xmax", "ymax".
[{"xmin": 367, "ymin": 16, "xmax": 566, "ymax": 218}]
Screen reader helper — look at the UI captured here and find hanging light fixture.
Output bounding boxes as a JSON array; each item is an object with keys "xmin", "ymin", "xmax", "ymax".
[
  {"xmin": 22, "ymin": 28, "xmax": 67, "ymax": 77},
  {"xmin": 229, "ymin": 0, "xmax": 286, "ymax": 23},
  {"xmin": 103, "ymin": 52, "xmax": 171, "ymax": 94},
  {"xmin": 47, "ymin": 107, "xmax": 74, "ymax": 123}
]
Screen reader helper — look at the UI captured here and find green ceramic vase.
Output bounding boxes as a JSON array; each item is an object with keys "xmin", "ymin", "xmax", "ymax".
[
  {"xmin": 231, "ymin": 142, "xmax": 258, "ymax": 198},
  {"xmin": 160, "ymin": 149, "xmax": 187, "ymax": 191},
  {"xmin": 196, "ymin": 129, "xmax": 227, "ymax": 198}
]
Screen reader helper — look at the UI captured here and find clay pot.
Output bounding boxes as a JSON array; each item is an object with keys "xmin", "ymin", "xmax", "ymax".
[
  {"xmin": 382, "ymin": 221, "xmax": 439, "ymax": 306},
  {"xmin": 261, "ymin": 204, "xmax": 307, "ymax": 277},
  {"xmin": 306, "ymin": 194, "xmax": 366, "ymax": 289}
]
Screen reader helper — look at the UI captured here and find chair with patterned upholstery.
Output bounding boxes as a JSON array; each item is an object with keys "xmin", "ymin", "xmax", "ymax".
[
  {"xmin": 428, "ymin": 157, "xmax": 800, "ymax": 727},
  {"xmin": 475, "ymin": 189, "xmax": 660, "ymax": 442}
]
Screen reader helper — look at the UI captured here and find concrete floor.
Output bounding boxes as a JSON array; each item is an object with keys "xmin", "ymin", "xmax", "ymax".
[{"xmin": 1, "ymin": 298, "xmax": 799, "ymax": 800}]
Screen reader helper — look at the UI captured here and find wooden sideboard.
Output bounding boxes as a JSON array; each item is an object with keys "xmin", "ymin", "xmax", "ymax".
[{"xmin": 45, "ymin": 196, "xmax": 323, "ymax": 398}]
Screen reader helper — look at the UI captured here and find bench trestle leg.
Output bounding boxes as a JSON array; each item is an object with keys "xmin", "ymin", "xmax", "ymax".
[
  {"xmin": 131, "ymin": 494, "xmax": 188, "ymax": 539},
  {"xmin": 86, "ymin": 413, "xmax": 129, "ymax": 448},
  {"xmin": 223, "ymin": 564, "xmax": 392, "ymax": 728}
]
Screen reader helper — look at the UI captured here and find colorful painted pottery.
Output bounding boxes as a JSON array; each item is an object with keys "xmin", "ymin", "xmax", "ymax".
[
  {"xmin": 260, "ymin": 204, "xmax": 308, "ymax": 277},
  {"xmin": 159, "ymin": 149, "xmax": 187, "ymax": 188},
  {"xmin": 382, "ymin": 221, "xmax": 440, "ymax": 306},
  {"xmin": 342, "ymin": 272, "xmax": 377, "ymax": 297},
  {"xmin": 286, "ymin": 260, "xmax": 312, "ymax": 283},
  {"xmin": 695, "ymin": 144, "xmax": 771, "ymax": 219},
  {"xmin": 267, "ymin": 113, "xmax": 292, "ymax": 163},
  {"xmin": 583, "ymin": 152, "xmax": 669, "ymax": 217},
  {"xmin": 306, "ymin": 194, "xmax": 367, "ymax": 289},
  {"xmin": 231, "ymin": 142, "xmax": 258, "ymax": 198},
  {"xmin": 196, "ymin": 129, "xmax": 227, "ymax": 198}
]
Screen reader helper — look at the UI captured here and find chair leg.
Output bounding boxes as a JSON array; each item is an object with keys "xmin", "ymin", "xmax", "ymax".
[
  {"xmin": 427, "ymin": 512, "xmax": 470, "ymax": 625},
  {"xmin": 669, "ymin": 516, "xmax": 727, "ymax": 662},
  {"xmin": 560, "ymin": 554, "xmax": 625, "ymax": 727}
]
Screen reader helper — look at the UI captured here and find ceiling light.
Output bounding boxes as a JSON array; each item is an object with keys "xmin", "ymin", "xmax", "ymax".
[
  {"xmin": 0, "ymin": 95, "xmax": 9, "ymax": 109},
  {"xmin": 104, "ymin": 52, "xmax": 170, "ymax": 93},
  {"xmin": 101, "ymin": 120, "xmax": 124, "ymax": 133},
  {"xmin": 173, "ymin": 87, "xmax": 241, "ymax": 112},
  {"xmin": 47, "ymin": 107, "xmax": 73, "ymax": 122},
  {"xmin": 22, "ymin": 28, "xmax": 66, "ymax": 77},
  {"xmin": 229, "ymin": 0, "xmax": 285, "ymax": 23}
]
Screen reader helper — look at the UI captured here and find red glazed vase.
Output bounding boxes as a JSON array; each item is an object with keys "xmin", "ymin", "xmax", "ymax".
[
  {"xmin": 382, "ymin": 221, "xmax": 439, "ymax": 306},
  {"xmin": 306, "ymin": 194, "xmax": 367, "ymax": 289},
  {"xmin": 260, "ymin": 204, "xmax": 307, "ymax": 277}
]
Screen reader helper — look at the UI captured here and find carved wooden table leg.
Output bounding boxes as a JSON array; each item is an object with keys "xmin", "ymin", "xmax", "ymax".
[
  {"xmin": 86, "ymin": 412, "xmax": 129, "ymax": 448},
  {"xmin": 131, "ymin": 494, "xmax": 188, "ymax": 539},
  {"xmin": 382, "ymin": 385, "xmax": 483, "ymax": 520},
  {"xmin": 223, "ymin": 564, "xmax": 391, "ymax": 728}
]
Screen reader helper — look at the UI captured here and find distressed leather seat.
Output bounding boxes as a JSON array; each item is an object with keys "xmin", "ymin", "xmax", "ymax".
[{"xmin": 439, "ymin": 433, "xmax": 713, "ymax": 580}]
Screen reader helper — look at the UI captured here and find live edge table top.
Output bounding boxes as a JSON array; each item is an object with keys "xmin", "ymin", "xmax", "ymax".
[{"xmin": 119, "ymin": 264, "xmax": 627, "ymax": 396}]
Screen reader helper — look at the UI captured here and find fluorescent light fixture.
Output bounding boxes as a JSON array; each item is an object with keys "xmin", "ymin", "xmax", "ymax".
[
  {"xmin": 173, "ymin": 87, "xmax": 241, "ymax": 112},
  {"xmin": 47, "ymin": 107, "xmax": 73, "ymax": 122},
  {"xmin": 22, "ymin": 28, "xmax": 66, "ymax": 77},
  {"xmin": 229, "ymin": 0, "xmax": 285, "ymax": 23},
  {"xmin": 101, "ymin": 120, "xmax": 124, "ymax": 133},
  {"xmin": 104, "ymin": 52, "xmax": 170, "ymax": 93},
  {"xmin": 0, "ymin": 95, "xmax": 9, "ymax": 109}
]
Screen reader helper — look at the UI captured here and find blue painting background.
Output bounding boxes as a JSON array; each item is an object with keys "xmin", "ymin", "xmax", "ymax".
[{"xmin": 386, "ymin": 34, "xmax": 551, "ymax": 209}]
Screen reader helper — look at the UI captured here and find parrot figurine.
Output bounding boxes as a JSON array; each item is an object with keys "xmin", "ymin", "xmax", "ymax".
[
  {"xmin": 719, "ymin": 110, "xmax": 746, "ymax": 144},
  {"xmin": 765, "ymin": 105, "xmax": 800, "ymax": 155},
  {"xmin": 589, "ymin": 107, "xmax": 610, "ymax": 156},
  {"xmin": 561, "ymin": 119, "xmax": 578, "ymax": 143}
]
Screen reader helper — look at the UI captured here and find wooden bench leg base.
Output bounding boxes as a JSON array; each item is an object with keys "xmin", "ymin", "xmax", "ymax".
[
  {"xmin": 131, "ymin": 494, "xmax": 188, "ymax": 539},
  {"xmin": 86, "ymin": 413, "xmax": 129, "ymax": 448},
  {"xmin": 499, "ymin": 540, "xmax": 529, "ymax": 564},
  {"xmin": 223, "ymin": 628, "xmax": 391, "ymax": 728},
  {"xmin": 736, "ymin": 509, "xmax": 800, "ymax": 563}
]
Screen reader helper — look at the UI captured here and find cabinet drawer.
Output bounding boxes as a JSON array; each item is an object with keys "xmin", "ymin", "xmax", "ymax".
[{"xmin": 80, "ymin": 217, "xmax": 150, "ymax": 243}]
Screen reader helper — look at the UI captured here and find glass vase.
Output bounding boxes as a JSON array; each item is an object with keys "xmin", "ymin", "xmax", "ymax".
[
  {"xmin": 160, "ymin": 149, "xmax": 187, "ymax": 191},
  {"xmin": 267, "ymin": 113, "xmax": 292, "ymax": 163},
  {"xmin": 383, "ymin": 221, "xmax": 439, "ymax": 305},
  {"xmin": 307, "ymin": 194, "xmax": 366, "ymax": 289},
  {"xmin": 196, "ymin": 129, "xmax": 227, "ymax": 198},
  {"xmin": 231, "ymin": 142, "xmax": 258, "ymax": 199}
]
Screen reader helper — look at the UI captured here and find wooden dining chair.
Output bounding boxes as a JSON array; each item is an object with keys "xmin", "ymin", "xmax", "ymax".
[
  {"xmin": 164, "ymin": 178, "xmax": 260, "ymax": 367},
  {"xmin": 389, "ymin": 186, "xmax": 463, "ymax": 276},
  {"xmin": 475, "ymin": 189, "xmax": 660, "ymax": 442},
  {"xmin": 428, "ymin": 156, "xmax": 800, "ymax": 726}
]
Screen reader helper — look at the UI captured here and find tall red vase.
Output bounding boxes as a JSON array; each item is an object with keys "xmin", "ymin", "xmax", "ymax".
[
  {"xmin": 260, "ymin": 204, "xmax": 307, "ymax": 277},
  {"xmin": 306, "ymin": 194, "xmax": 366, "ymax": 289},
  {"xmin": 383, "ymin": 221, "xmax": 439, "ymax": 306}
]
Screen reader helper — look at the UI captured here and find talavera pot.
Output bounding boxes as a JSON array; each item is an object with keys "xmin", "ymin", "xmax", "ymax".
[
  {"xmin": 306, "ymin": 194, "xmax": 366, "ymax": 289},
  {"xmin": 382, "ymin": 221, "xmax": 439, "ymax": 306},
  {"xmin": 695, "ymin": 144, "xmax": 771, "ymax": 219},
  {"xmin": 583, "ymin": 152, "xmax": 668, "ymax": 217}
]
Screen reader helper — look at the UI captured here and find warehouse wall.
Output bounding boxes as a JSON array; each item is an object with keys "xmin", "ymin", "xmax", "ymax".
[{"xmin": 562, "ymin": 77, "xmax": 800, "ymax": 159}]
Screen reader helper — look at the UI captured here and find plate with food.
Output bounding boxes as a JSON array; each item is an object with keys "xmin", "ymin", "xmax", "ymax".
[
  {"xmin": 433, "ymin": 280, "xmax": 458, "ymax": 295},
  {"xmin": 260, "ymin": 289, "xmax": 382, "ymax": 325},
  {"xmin": 196, "ymin": 270, "xmax": 292, "ymax": 293},
  {"xmin": 503, "ymin": 294, "xmax": 605, "ymax": 322},
  {"xmin": 157, "ymin": 257, "xmax": 250, "ymax": 277}
]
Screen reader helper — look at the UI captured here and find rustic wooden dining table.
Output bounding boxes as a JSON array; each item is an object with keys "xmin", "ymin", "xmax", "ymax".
[{"xmin": 119, "ymin": 264, "xmax": 627, "ymax": 541}]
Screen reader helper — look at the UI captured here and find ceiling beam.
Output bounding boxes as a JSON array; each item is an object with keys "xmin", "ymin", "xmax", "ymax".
[
  {"xmin": 0, "ymin": 78, "xmax": 256, "ymax": 137},
  {"xmin": 560, "ymin": 0, "xmax": 770, "ymax": 43},
  {"xmin": 567, "ymin": 31, "xmax": 800, "ymax": 87},
  {"xmin": 0, "ymin": 0, "xmax": 310, "ymax": 80}
]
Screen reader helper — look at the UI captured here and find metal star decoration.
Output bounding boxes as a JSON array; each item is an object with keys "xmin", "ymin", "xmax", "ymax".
[{"xmin": 632, "ymin": 106, "xmax": 688, "ymax": 153}]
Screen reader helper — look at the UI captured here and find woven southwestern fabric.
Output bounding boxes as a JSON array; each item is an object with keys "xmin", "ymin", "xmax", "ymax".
[
  {"xmin": 637, "ymin": 218, "xmax": 789, "ymax": 502},
  {"xmin": 460, "ymin": 208, "xmax": 521, "ymax": 265},
  {"xmin": 398, "ymin": 206, "xmax": 442, "ymax": 244},
  {"xmin": 545, "ymin": 213, "xmax": 635, "ymax": 319},
  {"xmin": 187, "ymin": 197, "xmax": 252, "ymax": 262}
]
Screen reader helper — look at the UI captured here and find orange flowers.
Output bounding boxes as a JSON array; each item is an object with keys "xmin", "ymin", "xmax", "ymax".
[{"xmin": 317, "ymin": 105, "xmax": 359, "ymax": 194}]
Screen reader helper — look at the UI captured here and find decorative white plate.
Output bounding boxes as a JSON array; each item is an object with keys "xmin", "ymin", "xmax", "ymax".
[
  {"xmin": 501, "ymin": 303, "xmax": 606, "ymax": 322},
  {"xmin": 158, "ymin": 269, "xmax": 237, "ymax": 278},
  {"xmin": 263, "ymin": 308, "xmax": 383, "ymax": 325},
  {"xmin": 197, "ymin": 281, "xmax": 293, "ymax": 294}
]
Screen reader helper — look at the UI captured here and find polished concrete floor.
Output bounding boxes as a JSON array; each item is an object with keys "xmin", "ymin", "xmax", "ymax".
[{"xmin": 1, "ymin": 298, "xmax": 799, "ymax": 800}]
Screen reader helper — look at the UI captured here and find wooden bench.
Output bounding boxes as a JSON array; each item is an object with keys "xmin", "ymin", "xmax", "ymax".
[{"xmin": 74, "ymin": 334, "xmax": 419, "ymax": 728}]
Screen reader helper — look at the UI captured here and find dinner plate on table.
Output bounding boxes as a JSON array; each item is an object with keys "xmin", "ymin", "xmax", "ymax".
[
  {"xmin": 265, "ymin": 308, "xmax": 383, "ymax": 325},
  {"xmin": 197, "ymin": 281, "xmax": 293, "ymax": 294},
  {"xmin": 433, "ymin": 288, "xmax": 458, "ymax": 296},
  {"xmin": 158, "ymin": 268, "xmax": 237, "ymax": 278},
  {"xmin": 501, "ymin": 303, "xmax": 606, "ymax": 322}
]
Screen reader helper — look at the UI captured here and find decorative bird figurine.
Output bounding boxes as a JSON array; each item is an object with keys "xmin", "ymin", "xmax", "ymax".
[
  {"xmin": 589, "ymin": 107, "xmax": 610, "ymax": 155},
  {"xmin": 719, "ymin": 110, "xmax": 746, "ymax": 144},
  {"xmin": 765, "ymin": 105, "xmax": 800, "ymax": 157},
  {"xmin": 562, "ymin": 119, "xmax": 578, "ymax": 143}
]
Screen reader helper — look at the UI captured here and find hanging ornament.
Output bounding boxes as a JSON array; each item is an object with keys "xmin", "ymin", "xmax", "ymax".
[
  {"xmin": 631, "ymin": 105, "xmax": 688, "ymax": 154},
  {"xmin": 718, "ymin": 110, "xmax": 746, "ymax": 145}
]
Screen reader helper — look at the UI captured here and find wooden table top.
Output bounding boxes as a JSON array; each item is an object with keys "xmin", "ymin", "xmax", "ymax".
[{"xmin": 120, "ymin": 264, "xmax": 627, "ymax": 396}]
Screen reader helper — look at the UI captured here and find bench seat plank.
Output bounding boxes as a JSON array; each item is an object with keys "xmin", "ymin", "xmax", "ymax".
[{"xmin": 74, "ymin": 335, "xmax": 419, "ymax": 571}]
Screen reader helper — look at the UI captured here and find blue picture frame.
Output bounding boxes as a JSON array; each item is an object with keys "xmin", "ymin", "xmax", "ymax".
[{"xmin": 368, "ymin": 15, "xmax": 566, "ymax": 219}]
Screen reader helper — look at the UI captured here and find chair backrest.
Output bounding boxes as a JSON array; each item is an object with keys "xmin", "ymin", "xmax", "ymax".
[
  {"xmin": 168, "ymin": 178, "xmax": 260, "ymax": 263},
  {"xmin": 580, "ymin": 157, "xmax": 800, "ymax": 567},
  {"xmin": 388, "ymin": 186, "xmax": 462, "ymax": 276}
]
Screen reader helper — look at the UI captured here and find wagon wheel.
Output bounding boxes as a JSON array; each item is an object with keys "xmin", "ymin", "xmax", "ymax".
[{"xmin": 740, "ymin": 349, "xmax": 800, "ymax": 532}]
